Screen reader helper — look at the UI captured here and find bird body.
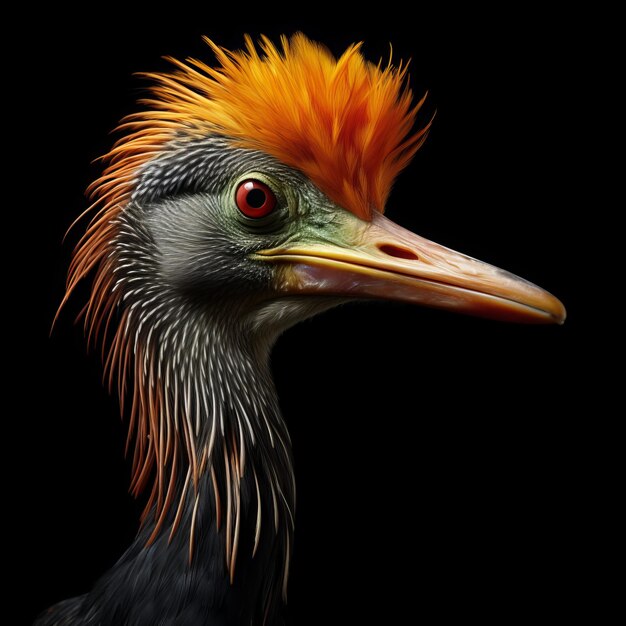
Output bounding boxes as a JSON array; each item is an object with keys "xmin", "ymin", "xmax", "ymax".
[{"xmin": 38, "ymin": 34, "xmax": 565, "ymax": 625}]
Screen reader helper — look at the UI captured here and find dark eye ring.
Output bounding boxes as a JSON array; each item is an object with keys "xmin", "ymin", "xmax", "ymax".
[{"xmin": 235, "ymin": 179, "xmax": 277, "ymax": 218}]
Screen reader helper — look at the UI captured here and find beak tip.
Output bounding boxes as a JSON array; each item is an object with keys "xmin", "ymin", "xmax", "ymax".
[{"xmin": 546, "ymin": 295, "xmax": 567, "ymax": 325}]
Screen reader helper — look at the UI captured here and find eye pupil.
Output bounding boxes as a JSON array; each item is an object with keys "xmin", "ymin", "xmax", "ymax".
[
  {"xmin": 246, "ymin": 188, "xmax": 267, "ymax": 209},
  {"xmin": 235, "ymin": 179, "xmax": 277, "ymax": 218}
]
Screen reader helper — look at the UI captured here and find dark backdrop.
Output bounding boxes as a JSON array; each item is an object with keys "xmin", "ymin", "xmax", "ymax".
[{"xmin": 13, "ymin": 7, "xmax": 594, "ymax": 625}]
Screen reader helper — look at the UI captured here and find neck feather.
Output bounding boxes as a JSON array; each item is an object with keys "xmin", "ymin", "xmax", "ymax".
[{"xmin": 126, "ymin": 306, "xmax": 294, "ymax": 586}]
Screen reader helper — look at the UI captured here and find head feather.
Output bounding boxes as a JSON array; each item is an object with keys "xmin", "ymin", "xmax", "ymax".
[
  {"xmin": 152, "ymin": 34, "xmax": 429, "ymax": 218},
  {"xmin": 96, "ymin": 33, "xmax": 429, "ymax": 227}
]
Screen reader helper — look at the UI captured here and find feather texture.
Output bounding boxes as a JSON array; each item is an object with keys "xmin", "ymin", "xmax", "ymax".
[{"xmin": 148, "ymin": 33, "xmax": 430, "ymax": 219}]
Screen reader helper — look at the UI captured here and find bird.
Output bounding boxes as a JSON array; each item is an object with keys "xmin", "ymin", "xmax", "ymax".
[{"xmin": 37, "ymin": 33, "xmax": 565, "ymax": 626}]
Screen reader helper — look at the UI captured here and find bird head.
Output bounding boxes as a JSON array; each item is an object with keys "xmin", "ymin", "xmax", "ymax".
[{"xmin": 68, "ymin": 34, "xmax": 563, "ymax": 357}]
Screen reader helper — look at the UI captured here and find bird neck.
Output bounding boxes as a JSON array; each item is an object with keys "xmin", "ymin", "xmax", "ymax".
[{"xmin": 102, "ymin": 309, "xmax": 295, "ymax": 622}]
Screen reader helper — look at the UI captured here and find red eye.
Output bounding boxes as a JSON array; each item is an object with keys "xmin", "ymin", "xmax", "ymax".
[{"xmin": 235, "ymin": 179, "xmax": 277, "ymax": 218}]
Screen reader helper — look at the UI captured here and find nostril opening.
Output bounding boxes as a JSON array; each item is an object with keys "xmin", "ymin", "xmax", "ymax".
[{"xmin": 377, "ymin": 243, "xmax": 419, "ymax": 261}]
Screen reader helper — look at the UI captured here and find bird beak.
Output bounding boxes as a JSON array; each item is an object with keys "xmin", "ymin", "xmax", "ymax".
[{"xmin": 256, "ymin": 211, "xmax": 565, "ymax": 324}]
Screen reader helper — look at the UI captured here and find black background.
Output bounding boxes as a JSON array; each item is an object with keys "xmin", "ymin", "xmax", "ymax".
[{"xmin": 13, "ymin": 6, "xmax": 598, "ymax": 625}]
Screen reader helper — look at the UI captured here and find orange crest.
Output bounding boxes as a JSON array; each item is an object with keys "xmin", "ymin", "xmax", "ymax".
[{"xmin": 103, "ymin": 33, "xmax": 429, "ymax": 221}]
